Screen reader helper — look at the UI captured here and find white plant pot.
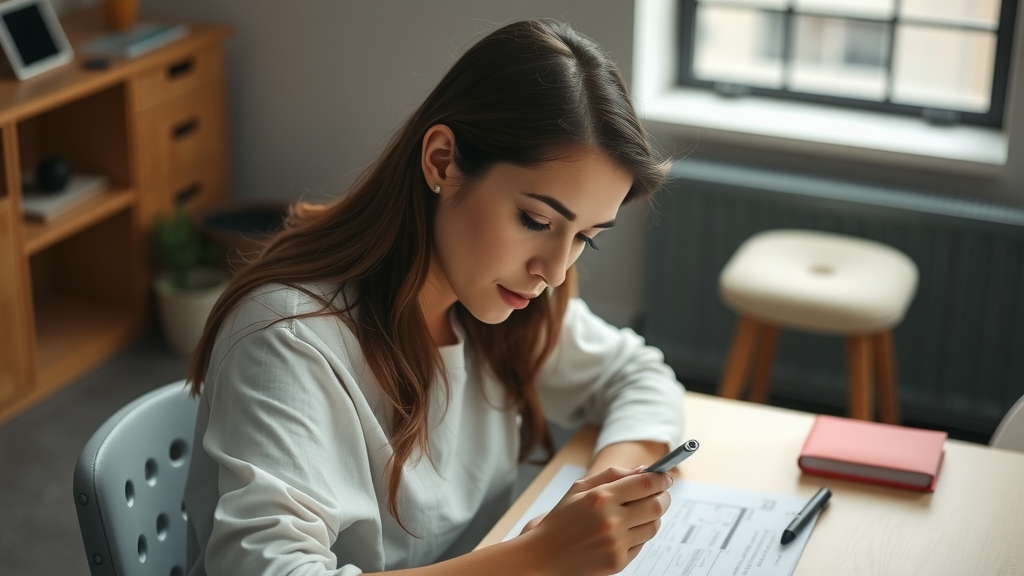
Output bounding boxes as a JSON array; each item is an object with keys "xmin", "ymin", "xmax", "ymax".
[{"xmin": 153, "ymin": 267, "xmax": 230, "ymax": 357}]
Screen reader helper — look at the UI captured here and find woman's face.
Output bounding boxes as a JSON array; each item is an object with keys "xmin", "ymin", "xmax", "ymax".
[{"xmin": 430, "ymin": 148, "xmax": 632, "ymax": 324}]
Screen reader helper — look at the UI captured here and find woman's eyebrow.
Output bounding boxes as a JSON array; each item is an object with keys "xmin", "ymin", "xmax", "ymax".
[{"xmin": 525, "ymin": 193, "xmax": 616, "ymax": 228}]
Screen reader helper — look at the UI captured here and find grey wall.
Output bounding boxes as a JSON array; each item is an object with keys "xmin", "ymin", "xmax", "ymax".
[{"xmin": 133, "ymin": 1, "xmax": 633, "ymax": 201}]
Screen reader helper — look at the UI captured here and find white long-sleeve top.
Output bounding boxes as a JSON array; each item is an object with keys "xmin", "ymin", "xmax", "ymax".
[{"xmin": 184, "ymin": 283, "xmax": 685, "ymax": 576}]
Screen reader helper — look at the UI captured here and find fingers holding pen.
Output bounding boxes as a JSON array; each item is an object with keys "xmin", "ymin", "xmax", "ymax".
[
  {"xmin": 627, "ymin": 517, "xmax": 663, "ymax": 559},
  {"xmin": 521, "ymin": 466, "xmax": 674, "ymax": 575},
  {"xmin": 572, "ymin": 468, "xmax": 672, "ymax": 532},
  {"xmin": 625, "ymin": 479, "xmax": 672, "ymax": 515},
  {"xmin": 616, "ymin": 467, "xmax": 674, "ymax": 504},
  {"xmin": 573, "ymin": 464, "xmax": 645, "ymax": 491},
  {"xmin": 625, "ymin": 486, "xmax": 672, "ymax": 540}
]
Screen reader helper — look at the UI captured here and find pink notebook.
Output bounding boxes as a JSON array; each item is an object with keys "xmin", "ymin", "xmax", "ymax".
[{"xmin": 798, "ymin": 415, "xmax": 947, "ymax": 492}]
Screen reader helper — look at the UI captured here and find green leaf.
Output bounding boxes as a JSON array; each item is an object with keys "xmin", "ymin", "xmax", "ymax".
[{"xmin": 150, "ymin": 202, "xmax": 221, "ymax": 290}]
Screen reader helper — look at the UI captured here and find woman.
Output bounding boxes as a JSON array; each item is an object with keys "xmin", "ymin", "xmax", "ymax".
[{"xmin": 184, "ymin": 18, "xmax": 685, "ymax": 576}]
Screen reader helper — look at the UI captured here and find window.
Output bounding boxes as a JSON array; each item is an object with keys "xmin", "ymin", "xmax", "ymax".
[{"xmin": 677, "ymin": 0, "xmax": 1019, "ymax": 127}]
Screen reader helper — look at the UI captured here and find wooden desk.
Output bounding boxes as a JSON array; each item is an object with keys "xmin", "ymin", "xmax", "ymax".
[{"xmin": 480, "ymin": 393, "xmax": 1024, "ymax": 576}]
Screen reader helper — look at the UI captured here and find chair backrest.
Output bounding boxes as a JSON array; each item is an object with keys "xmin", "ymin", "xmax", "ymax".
[
  {"xmin": 990, "ymin": 394, "xmax": 1024, "ymax": 453},
  {"xmin": 73, "ymin": 381, "xmax": 199, "ymax": 576}
]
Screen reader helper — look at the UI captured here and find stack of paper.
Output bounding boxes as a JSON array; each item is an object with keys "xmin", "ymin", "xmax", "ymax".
[
  {"xmin": 22, "ymin": 174, "xmax": 109, "ymax": 221},
  {"xmin": 505, "ymin": 465, "xmax": 819, "ymax": 576}
]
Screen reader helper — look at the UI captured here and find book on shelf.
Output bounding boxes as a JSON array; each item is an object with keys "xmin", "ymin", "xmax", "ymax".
[
  {"xmin": 21, "ymin": 174, "xmax": 109, "ymax": 222},
  {"xmin": 78, "ymin": 22, "xmax": 189, "ymax": 59},
  {"xmin": 798, "ymin": 415, "xmax": 947, "ymax": 492}
]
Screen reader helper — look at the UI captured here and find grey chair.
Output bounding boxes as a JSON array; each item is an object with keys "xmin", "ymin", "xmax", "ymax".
[
  {"xmin": 73, "ymin": 381, "xmax": 199, "ymax": 576},
  {"xmin": 991, "ymin": 394, "xmax": 1024, "ymax": 453}
]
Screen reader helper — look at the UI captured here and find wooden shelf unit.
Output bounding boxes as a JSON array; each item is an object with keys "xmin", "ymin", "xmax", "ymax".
[
  {"xmin": 0, "ymin": 9, "xmax": 231, "ymax": 425},
  {"xmin": 24, "ymin": 188, "xmax": 135, "ymax": 255}
]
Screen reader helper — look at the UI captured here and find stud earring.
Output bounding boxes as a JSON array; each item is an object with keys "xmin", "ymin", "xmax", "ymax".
[{"xmin": 433, "ymin": 184, "xmax": 441, "ymax": 193}]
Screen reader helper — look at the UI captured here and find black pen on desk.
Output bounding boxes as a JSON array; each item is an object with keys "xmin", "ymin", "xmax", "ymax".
[{"xmin": 781, "ymin": 487, "xmax": 831, "ymax": 545}]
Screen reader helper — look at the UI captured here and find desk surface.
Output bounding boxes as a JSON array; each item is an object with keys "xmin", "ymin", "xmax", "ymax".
[{"xmin": 479, "ymin": 393, "xmax": 1024, "ymax": 576}]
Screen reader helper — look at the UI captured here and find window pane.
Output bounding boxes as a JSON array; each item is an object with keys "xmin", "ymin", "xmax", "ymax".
[
  {"xmin": 789, "ymin": 16, "xmax": 889, "ymax": 100},
  {"xmin": 900, "ymin": 0, "xmax": 1001, "ymax": 30},
  {"xmin": 692, "ymin": 5, "xmax": 785, "ymax": 88},
  {"xmin": 892, "ymin": 25, "xmax": 995, "ymax": 112},
  {"xmin": 795, "ymin": 0, "xmax": 894, "ymax": 20}
]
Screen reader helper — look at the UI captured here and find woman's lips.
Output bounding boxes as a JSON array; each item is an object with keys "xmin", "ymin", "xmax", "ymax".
[{"xmin": 498, "ymin": 285, "xmax": 532, "ymax": 309}]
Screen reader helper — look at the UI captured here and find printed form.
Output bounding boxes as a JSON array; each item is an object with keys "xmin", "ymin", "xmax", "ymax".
[{"xmin": 504, "ymin": 465, "xmax": 818, "ymax": 576}]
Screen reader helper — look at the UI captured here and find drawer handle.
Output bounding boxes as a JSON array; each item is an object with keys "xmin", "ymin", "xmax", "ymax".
[
  {"xmin": 167, "ymin": 58, "xmax": 195, "ymax": 79},
  {"xmin": 176, "ymin": 182, "xmax": 202, "ymax": 205},
  {"xmin": 172, "ymin": 118, "xmax": 199, "ymax": 139}
]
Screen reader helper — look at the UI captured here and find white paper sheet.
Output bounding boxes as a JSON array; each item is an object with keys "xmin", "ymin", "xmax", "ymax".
[{"xmin": 504, "ymin": 465, "xmax": 819, "ymax": 576}]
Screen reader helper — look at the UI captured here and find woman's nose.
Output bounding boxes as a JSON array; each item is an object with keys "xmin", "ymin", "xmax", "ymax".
[{"xmin": 528, "ymin": 241, "xmax": 573, "ymax": 287}]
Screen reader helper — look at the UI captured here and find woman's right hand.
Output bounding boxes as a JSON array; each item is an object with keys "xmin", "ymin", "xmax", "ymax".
[{"xmin": 519, "ymin": 466, "xmax": 673, "ymax": 576}]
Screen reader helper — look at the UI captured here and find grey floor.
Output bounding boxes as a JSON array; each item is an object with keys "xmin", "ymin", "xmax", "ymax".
[
  {"xmin": 0, "ymin": 333, "xmax": 189, "ymax": 576},
  {"xmin": 0, "ymin": 331, "xmax": 569, "ymax": 576}
]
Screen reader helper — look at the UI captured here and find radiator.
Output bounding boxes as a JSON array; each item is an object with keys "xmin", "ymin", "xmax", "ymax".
[{"xmin": 643, "ymin": 160, "xmax": 1024, "ymax": 435}]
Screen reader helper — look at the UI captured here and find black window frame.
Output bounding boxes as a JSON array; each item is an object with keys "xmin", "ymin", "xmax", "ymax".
[{"xmin": 677, "ymin": 0, "xmax": 1020, "ymax": 128}]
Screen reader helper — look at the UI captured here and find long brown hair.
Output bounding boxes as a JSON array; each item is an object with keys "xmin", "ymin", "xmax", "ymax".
[{"xmin": 187, "ymin": 19, "xmax": 667, "ymax": 529}]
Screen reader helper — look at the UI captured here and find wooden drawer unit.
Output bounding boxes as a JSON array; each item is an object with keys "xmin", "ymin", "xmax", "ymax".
[
  {"xmin": 152, "ymin": 161, "xmax": 228, "ymax": 220},
  {"xmin": 135, "ymin": 66, "xmax": 228, "ymax": 221},
  {"xmin": 138, "ymin": 86, "xmax": 227, "ymax": 189},
  {"xmin": 135, "ymin": 46, "xmax": 225, "ymax": 111}
]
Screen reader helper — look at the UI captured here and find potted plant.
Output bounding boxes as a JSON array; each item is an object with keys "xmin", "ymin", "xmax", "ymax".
[{"xmin": 150, "ymin": 201, "xmax": 229, "ymax": 357}]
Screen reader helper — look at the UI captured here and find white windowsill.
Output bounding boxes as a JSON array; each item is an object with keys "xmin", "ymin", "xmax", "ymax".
[{"xmin": 632, "ymin": 0, "xmax": 1011, "ymax": 174}]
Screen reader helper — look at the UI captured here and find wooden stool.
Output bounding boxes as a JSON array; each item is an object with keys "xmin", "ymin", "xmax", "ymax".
[{"xmin": 717, "ymin": 230, "xmax": 918, "ymax": 423}]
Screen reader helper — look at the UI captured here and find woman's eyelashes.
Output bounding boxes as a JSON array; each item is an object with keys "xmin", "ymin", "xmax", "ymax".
[
  {"xmin": 578, "ymin": 234, "xmax": 600, "ymax": 251},
  {"xmin": 519, "ymin": 210, "xmax": 550, "ymax": 231},
  {"xmin": 518, "ymin": 210, "xmax": 600, "ymax": 250}
]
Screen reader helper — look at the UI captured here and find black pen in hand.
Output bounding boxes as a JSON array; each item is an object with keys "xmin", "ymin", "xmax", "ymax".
[{"xmin": 781, "ymin": 487, "xmax": 831, "ymax": 545}]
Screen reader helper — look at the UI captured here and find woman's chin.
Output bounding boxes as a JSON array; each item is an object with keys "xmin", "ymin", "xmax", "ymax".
[{"xmin": 464, "ymin": 303, "xmax": 516, "ymax": 325}]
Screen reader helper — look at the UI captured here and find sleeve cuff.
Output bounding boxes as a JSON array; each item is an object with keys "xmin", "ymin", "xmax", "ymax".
[{"xmin": 591, "ymin": 387, "xmax": 686, "ymax": 457}]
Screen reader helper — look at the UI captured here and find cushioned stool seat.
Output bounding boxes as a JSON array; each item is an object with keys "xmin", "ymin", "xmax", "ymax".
[{"xmin": 718, "ymin": 229, "xmax": 918, "ymax": 422}]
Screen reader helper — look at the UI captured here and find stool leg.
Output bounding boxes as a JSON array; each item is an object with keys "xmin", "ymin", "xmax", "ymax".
[
  {"xmin": 719, "ymin": 316, "xmax": 761, "ymax": 399},
  {"xmin": 873, "ymin": 331, "xmax": 901, "ymax": 424},
  {"xmin": 846, "ymin": 336, "xmax": 874, "ymax": 420},
  {"xmin": 749, "ymin": 325, "xmax": 779, "ymax": 404}
]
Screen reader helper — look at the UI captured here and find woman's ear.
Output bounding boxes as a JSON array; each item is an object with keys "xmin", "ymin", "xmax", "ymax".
[{"xmin": 421, "ymin": 124, "xmax": 457, "ymax": 195}]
